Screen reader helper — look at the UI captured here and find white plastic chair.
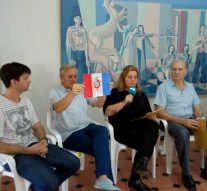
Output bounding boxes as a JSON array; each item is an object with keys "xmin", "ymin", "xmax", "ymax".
[
  {"xmin": 46, "ymin": 108, "xmax": 85, "ymax": 191},
  {"xmin": 0, "ymin": 134, "xmax": 56, "ymax": 191},
  {"xmin": 104, "ymin": 116, "xmax": 161, "ymax": 183},
  {"xmin": 161, "ymin": 120, "xmax": 205, "ymax": 174},
  {"xmin": 46, "ymin": 108, "xmax": 85, "ymax": 170},
  {"xmin": 0, "ymin": 153, "xmax": 30, "ymax": 191}
]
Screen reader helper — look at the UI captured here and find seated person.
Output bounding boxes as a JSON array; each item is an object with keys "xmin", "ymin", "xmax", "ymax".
[
  {"xmin": 103, "ymin": 65, "xmax": 160, "ymax": 191},
  {"xmin": 0, "ymin": 62, "xmax": 80, "ymax": 191},
  {"xmin": 154, "ymin": 60, "xmax": 203, "ymax": 191},
  {"xmin": 48, "ymin": 64, "xmax": 121, "ymax": 191}
]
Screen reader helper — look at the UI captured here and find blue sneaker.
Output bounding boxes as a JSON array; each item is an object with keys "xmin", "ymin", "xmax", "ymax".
[{"xmin": 94, "ymin": 178, "xmax": 121, "ymax": 191}]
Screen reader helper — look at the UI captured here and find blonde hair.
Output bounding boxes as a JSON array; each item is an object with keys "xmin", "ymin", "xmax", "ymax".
[{"xmin": 116, "ymin": 65, "xmax": 142, "ymax": 93}]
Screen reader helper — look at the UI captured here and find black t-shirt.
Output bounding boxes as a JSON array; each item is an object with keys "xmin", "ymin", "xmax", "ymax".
[{"xmin": 103, "ymin": 88, "xmax": 152, "ymax": 129}]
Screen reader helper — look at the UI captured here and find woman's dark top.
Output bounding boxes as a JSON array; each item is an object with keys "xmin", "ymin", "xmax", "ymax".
[{"xmin": 103, "ymin": 88, "xmax": 152, "ymax": 133}]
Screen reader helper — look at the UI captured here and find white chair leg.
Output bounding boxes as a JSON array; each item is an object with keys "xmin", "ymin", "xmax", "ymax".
[
  {"xmin": 110, "ymin": 146, "xmax": 119, "ymax": 184},
  {"xmin": 166, "ymin": 136, "xmax": 174, "ymax": 174},
  {"xmin": 111, "ymin": 143, "xmax": 126, "ymax": 184},
  {"xmin": 79, "ymin": 156, "xmax": 85, "ymax": 171},
  {"xmin": 131, "ymin": 149, "xmax": 136, "ymax": 163},
  {"xmin": 60, "ymin": 179, "xmax": 69, "ymax": 191},
  {"xmin": 152, "ymin": 147, "xmax": 156, "ymax": 178},
  {"xmin": 201, "ymin": 149, "xmax": 205, "ymax": 169}
]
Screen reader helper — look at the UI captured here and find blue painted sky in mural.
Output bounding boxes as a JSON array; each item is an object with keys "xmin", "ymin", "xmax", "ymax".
[{"xmin": 117, "ymin": 0, "xmax": 207, "ymax": 9}]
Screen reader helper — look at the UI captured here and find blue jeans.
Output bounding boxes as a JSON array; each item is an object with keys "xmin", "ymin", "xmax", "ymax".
[
  {"xmin": 14, "ymin": 144, "xmax": 80, "ymax": 191},
  {"xmin": 63, "ymin": 123, "xmax": 113, "ymax": 182},
  {"xmin": 168, "ymin": 122, "xmax": 192, "ymax": 175}
]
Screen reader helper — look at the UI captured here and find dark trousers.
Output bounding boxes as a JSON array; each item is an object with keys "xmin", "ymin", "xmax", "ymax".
[
  {"xmin": 168, "ymin": 122, "xmax": 192, "ymax": 175},
  {"xmin": 63, "ymin": 123, "xmax": 113, "ymax": 182},
  {"xmin": 114, "ymin": 118, "xmax": 159, "ymax": 169},
  {"xmin": 14, "ymin": 144, "xmax": 80, "ymax": 191}
]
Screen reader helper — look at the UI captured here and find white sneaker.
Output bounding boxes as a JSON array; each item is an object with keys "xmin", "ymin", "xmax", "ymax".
[{"xmin": 94, "ymin": 178, "xmax": 121, "ymax": 191}]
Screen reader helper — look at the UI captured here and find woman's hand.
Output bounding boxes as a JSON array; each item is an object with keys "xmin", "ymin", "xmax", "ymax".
[
  {"xmin": 145, "ymin": 112, "xmax": 157, "ymax": 120},
  {"xmin": 123, "ymin": 94, "xmax": 133, "ymax": 105}
]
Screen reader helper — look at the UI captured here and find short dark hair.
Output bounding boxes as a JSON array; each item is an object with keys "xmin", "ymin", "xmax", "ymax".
[{"xmin": 0, "ymin": 62, "xmax": 31, "ymax": 88}]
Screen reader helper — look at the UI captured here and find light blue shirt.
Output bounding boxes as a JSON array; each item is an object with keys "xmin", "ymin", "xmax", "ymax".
[
  {"xmin": 154, "ymin": 79, "xmax": 200, "ymax": 118},
  {"xmin": 49, "ymin": 85, "xmax": 97, "ymax": 141}
]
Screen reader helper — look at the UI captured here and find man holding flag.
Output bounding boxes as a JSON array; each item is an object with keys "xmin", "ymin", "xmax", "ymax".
[{"xmin": 49, "ymin": 64, "xmax": 121, "ymax": 191}]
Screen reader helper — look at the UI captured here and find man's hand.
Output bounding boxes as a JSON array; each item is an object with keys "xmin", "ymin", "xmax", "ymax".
[
  {"xmin": 29, "ymin": 141, "xmax": 48, "ymax": 158},
  {"xmin": 181, "ymin": 118, "xmax": 199, "ymax": 129},
  {"xmin": 71, "ymin": 84, "xmax": 84, "ymax": 95}
]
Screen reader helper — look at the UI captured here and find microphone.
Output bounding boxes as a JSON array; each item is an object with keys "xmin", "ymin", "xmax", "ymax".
[
  {"xmin": 128, "ymin": 86, "xmax": 136, "ymax": 96},
  {"xmin": 127, "ymin": 86, "xmax": 136, "ymax": 105}
]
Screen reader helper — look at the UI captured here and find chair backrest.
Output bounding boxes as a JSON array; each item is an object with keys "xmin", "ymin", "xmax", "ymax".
[
  {"xmin": 46, "ymin": 108, "xmax": 85, "ymax": 171},
  {"xmin": 47, "ymin": 108, "xmax": 63, "ymax": 147},
  {"xmin": 104, "ymin": 116, "xmax": 126, "ymax": 149}
]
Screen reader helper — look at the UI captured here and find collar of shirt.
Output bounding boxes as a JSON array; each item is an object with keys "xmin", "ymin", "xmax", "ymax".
[
  {"xmin": 60, "ymin": 85, "xmax": 71, "ymax": 93},
  {"xmin": 168, "ymin": 79, "xmax": 188, "ymax": 90}
]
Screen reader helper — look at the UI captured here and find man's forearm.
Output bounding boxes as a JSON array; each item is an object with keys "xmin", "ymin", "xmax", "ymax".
[
  {"xmin": 0, "ymin": 141, "xmax": 32, "ymax": 155},
  {"xmin": 32, "ymin": 123, "xmax": 47, "ymax": 141},
  {"xmin": 53, "ymin": 91, "xmax": 75, "ymax": 113}
]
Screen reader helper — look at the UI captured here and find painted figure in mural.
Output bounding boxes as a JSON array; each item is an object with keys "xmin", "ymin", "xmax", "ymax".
[
  {"xmin": 177, "ymin": 44, "xmax": 192, "ymax": 82},
  {"xmin": 165, "ymin": 25, "xmax": 177, "ymax": 48},
  {"xmin": 123, "ymin": 25, "xmax": 157, "ymax": 85},
  {"xmin": 191, "ymin": 25, "xmax": 207, "ymax": 86},
  {"xmin": 108, "ymin": 48, "xmax": 125, "ymax": 82},
  {"xmin": 136, "ymin": 25, "xmax": 157, "ymax": 84},
  {"xmin": 162, "ymin": 44, "xmax": 176, "ymax": 79},
  {"xmin": 122, "ymin": 26, "xmax": 139, "ymax": 66},
  {"xmin": 88, "ymin": 0, "xmax": 127, "ymax": 70},
  {"xmin": 66, "ymin": 16, "xmax": 89, "ymax": 83},
  {"xmin": 117, "ymin": 23, "xmax": 132, "ymax": 56}
]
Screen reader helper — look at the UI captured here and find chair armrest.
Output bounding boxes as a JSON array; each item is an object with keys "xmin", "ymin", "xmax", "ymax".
[
  {"xmin": 157, "ymin": 118, "xmax": 168, "ymax": 131},
  {"xmin": 0, "ymin": 153, "xmax": 16, "ymax": 177},
  {"xmin": 46, "ymin": 134, "xmax": 57, "ymax": 144},
  {"xmin": 47, "ymin": 127, "xmax": 63, "ymax": 147}
]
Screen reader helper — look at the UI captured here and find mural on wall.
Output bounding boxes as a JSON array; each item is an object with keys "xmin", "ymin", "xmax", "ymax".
[{"xmin": 61, "ymin": 0, "xmax": 207, "ymax": 95}]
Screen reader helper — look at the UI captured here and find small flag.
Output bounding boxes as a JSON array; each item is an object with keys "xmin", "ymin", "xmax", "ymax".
[{"xmin": 83, "ymin": 73, "xmax": 111, "ymax": 98}]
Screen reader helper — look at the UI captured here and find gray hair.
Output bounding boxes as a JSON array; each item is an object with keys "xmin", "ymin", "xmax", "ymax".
[
  {"xmin": 170, "ymin": 59, "xmax": 187, "ymax": 69},
  {"xmin": 59, "ymin": 63, "xmax": 76, "ymax": 74}
]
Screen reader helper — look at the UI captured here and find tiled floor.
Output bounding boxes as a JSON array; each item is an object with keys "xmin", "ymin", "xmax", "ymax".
[{"xmin": 1, "ymin": 140, "xmax": 207, "ymax": 191}]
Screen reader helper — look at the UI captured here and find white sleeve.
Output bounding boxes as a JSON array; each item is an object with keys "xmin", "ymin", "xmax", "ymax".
[{"xmin": 0, "ymin": 110, "xmax": 5, "ymax": 138}]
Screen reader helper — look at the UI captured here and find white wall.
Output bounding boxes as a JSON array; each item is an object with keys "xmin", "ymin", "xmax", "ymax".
[
  {"xmin": 0, "ymin": 0, "xmax": 207, "ymax": 128},
  {"xmin": 0, "ymin": 0, "xmax": 60, "ymax": 126}
]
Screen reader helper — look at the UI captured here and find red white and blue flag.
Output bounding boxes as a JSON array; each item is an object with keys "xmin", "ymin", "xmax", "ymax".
[{"xmin": 83, "ymin": 73, "xmax": 111, "ymax": 98}]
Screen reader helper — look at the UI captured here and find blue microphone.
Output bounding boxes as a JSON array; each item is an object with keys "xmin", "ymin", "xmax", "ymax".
[
  {"xmin": 128, "ymin": 86, "xmax": 136, "ymax": 96},
  {"xmin": 127, "ymin": 86, "xmax": 136, "ymax": 105}
]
